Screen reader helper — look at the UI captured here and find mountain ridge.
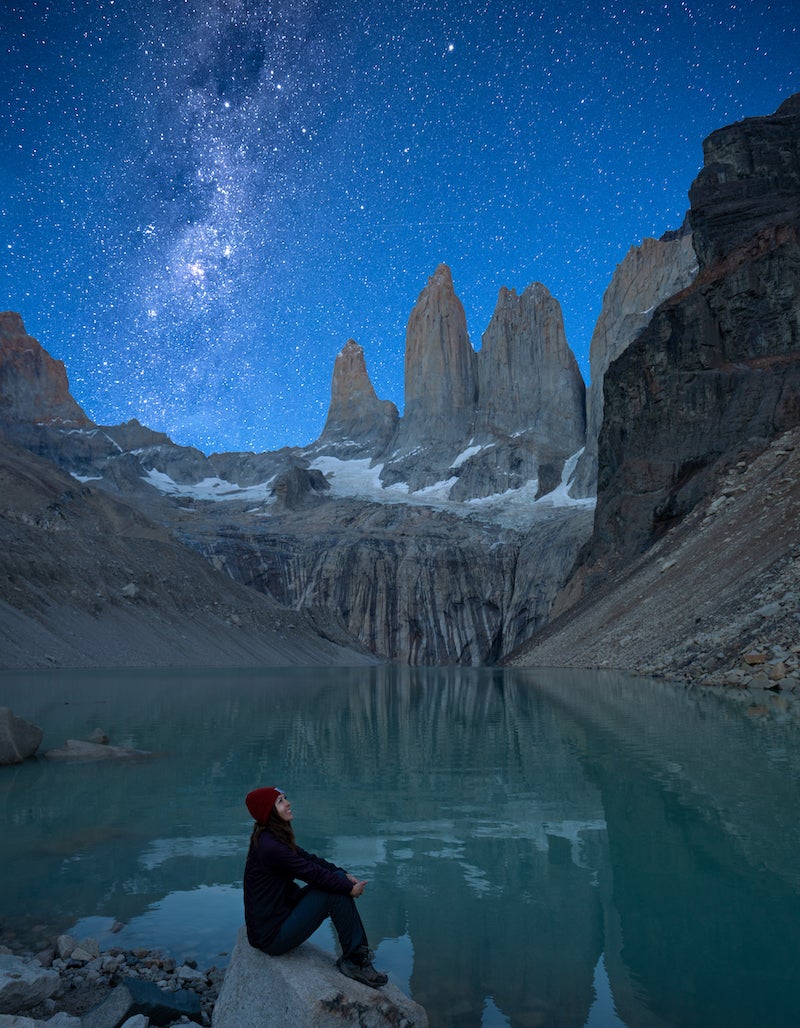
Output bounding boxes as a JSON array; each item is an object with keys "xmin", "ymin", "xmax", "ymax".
[{"xmin": 2, "ymin": 94, "xmax": 798, "ymax": 673}]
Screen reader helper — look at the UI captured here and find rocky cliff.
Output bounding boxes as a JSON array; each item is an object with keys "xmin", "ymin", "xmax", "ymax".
[
  {"xmin": 314, "ymin": 338, "xmax": 398, "ymax": 456},
  {"xmin": 0, "ymin": 312, "xmax": 90, "ymax": 427},
  {"xmin": 0, "ymin": 308, "xmax": 594, "ymax": 666},
  {"xmin": 394, "ymin": 264, "xmax": 477, "ymax": 451},
  {"xmin": 591, "ymin": 93, "xmax": 800, "ymax": 567},
  {"xmin": 570, "ymin": 221, "xmax": 698, "ymax": 496},
  {"xmin": 6, "ymin": 98, "xmax": 795, "ymax": 673},
  {"xmin": 510, "ymin": 93, "xmax": 800, "ymax": 681},
  {"xmin": 366, "ymin": 264, "xmax": 587, "ymax": 501}
]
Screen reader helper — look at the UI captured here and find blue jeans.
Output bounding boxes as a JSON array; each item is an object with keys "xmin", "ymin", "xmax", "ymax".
[{"xmin": 265, "ymin": 878, "xmax": 368, "ymax": 961}]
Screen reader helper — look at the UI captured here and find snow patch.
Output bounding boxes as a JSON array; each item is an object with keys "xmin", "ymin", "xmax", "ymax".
[
  {"xmin": 534, "ymin": 448, "xmax": 595, "ymax": 509},
  {"xmin": 144, "ymin": 468, "xmax": 273, "ymax": 502},
  {"xmin": 451, "ymin": 442, "xmax": 485, "ymax": 468}
]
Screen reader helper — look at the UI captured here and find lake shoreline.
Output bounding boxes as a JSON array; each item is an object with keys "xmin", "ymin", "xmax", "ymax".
[{"xmin": 0, "ymin": 926, "xmax": 223, "ymax": 1026}]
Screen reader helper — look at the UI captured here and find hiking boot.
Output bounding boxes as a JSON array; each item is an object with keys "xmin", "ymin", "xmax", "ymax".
[{"xmin": 337, "ymin": 954, "xmax": 388, "ymax": 989}]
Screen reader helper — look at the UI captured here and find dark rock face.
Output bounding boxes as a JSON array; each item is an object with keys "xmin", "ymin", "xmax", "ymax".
[
  {"xmin": 270, "ymin": 465, "xmax": 330, "ymax": 510},
  {"xmin": 592, "ymin": 94, "xmax": 800, "ymax": 566},
  {"xmin": 570, "ymin": 221, "xmax": 698, "ymax": 497},
  {"xmin": 315, "ymin": 338, "xmax": 398, "ymax": 456},
  {"xmin": 0, "ymin": 707, "xmax": 43, "ymax": 764},
  {"xmin": 689, "ymin": 93, "xmax": 800, "ymax": 269},
  {"xmin": 0, "ymin": 312, "xmax": 90, "ymax": 427}
]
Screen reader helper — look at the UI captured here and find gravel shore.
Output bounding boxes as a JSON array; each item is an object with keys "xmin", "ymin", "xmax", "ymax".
[{"xmin": 0, "ymin": 929, "xmax": 224, "ymax": 1026}]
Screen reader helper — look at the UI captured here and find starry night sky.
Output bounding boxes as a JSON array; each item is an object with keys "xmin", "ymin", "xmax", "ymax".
[{"xmin": 2, "ymin": 1, "xmax": 797, "ymax": 454}]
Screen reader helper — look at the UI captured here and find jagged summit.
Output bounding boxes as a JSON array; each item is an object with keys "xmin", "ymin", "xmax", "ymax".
[
  {"xmin": 569, "ymin": 218, "xmax": 698, "ymax": 497},
  {"xmin": 477, "ymin": 280, "xmax": 585, "ymax": 446},
  {"xmin": 0, "ymin": 312, "xmax": 91, "ymax": 427},
  {"xmin": 396, "ymin": 262, "xmax": 477, "ymax": 451},
  {"xmin": 311, "ymin": 264, "xmax": 591, "ymax": 502},
  {"xmin": 315, "ymin": 338, "xmax": 398, "ymax": 457}
]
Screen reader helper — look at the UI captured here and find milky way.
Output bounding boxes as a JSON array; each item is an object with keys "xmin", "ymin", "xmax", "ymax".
[{"xmin": 1, "ymin": 0, "xmax": 797, "ymax": 452}]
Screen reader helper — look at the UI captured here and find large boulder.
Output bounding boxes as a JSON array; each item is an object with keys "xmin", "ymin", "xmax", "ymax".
[
  {"xmin": 0, "ymin": 954, "xmax": 60, "ymax": 1014},
  {"xmin": 81, "ymin": 978, "xmax": 201, "ymax": 1028},
  {"xmin": 0, "ymin": 708, "xmax": 43, "ymax": 765},
  {"xmin": 213, "ymin": 927, "xmax": 428, "ymax": 1028}
]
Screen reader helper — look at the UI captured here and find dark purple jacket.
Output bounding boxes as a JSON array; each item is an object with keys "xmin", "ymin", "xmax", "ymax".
[{"xmin": 243, "ymin": 831, "xmax": 352, "ymax": 949}]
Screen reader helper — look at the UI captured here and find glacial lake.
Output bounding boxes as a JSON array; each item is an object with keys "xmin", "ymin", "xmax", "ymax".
[{"xmin": 2, "ymin": 666, "xmax": 800, "ymax": 1028}]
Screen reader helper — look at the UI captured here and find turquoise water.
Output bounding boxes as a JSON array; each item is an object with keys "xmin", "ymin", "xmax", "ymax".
[{"xmin": 1, "ymin": 665, "xmax": 800, "ymax": 1027}]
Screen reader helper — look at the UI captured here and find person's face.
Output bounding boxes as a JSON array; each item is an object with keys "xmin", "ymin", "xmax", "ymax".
[{"xmin": 274, "ymin": 793, "xmax": 293, "ymax": 822}]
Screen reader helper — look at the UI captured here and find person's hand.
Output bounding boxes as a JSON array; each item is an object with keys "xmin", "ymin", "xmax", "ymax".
[{"xmin": 349, "ymin": 879, "xmax": 367, "ymax": 897}]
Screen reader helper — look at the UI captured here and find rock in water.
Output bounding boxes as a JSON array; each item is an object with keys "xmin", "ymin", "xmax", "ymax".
[
  {"xmin": 0, "ymin": 708, "xmax": 43, "ymax": 765},
  {"xmin": 213, "ymin": 927, "xmax": 428, "ymax": 1028},
  {"xmin": 43, "ymin": 739, "xmax": 151, "ymax": 761},
  {"xmin": 81, "ymin": 978, "xmax": 202, "ymax": 1028}
]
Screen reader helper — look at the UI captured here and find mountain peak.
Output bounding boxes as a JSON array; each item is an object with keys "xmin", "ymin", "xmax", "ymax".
[
  {"xmin": 0, "ymin": 312, "xmax": 91, "ymax": 427},
  {"xmin": 315, "ymin": 338, "xmax": 398, "ymax": 455}
]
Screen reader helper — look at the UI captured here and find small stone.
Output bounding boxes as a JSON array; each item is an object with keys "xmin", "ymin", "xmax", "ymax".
[
  {"xmin": 769, "ymin": 662, "xmax": 788, "ymax": 682},
  {"xmin": 743, "ymin": 653, "xmax": 767, "ymax": 666},
  {"xmin": 177, "ymin": 965, "xmax": 205, "ymax": 984}
]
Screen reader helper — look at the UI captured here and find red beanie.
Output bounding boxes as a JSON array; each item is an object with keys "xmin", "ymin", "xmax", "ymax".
[{"xmin": 246, "ymin": 786, "xmax": 283, "ymax": 825}]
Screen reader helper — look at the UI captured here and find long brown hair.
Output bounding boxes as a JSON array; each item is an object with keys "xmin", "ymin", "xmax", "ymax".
[{"xmin": 250, "ymin": 806, "xmax": 297, "ymax": 852}]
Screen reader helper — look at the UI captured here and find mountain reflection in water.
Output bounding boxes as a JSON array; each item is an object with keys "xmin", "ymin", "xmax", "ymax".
[{"xmin": 1, "ymin": 665, "xmax": 799, "ymax": 1028}]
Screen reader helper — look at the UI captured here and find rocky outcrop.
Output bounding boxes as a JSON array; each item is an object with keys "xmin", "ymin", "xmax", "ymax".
[
  {"xmin": 315, "ymin": 340, "xmax": 398, "ymax": 456},
  {"xmin": 0, "ymin": 954, "xmax": 60, "ymax": 1014},
  {"xmin": 0, "ymin": 313, "xmax": 90, "ymax": 427},
  {"xmin": 0, "ymin": 708, "xmax": 43, "ymax": 765},
  {"xmin": 590, "ymin": 94, "xmax": 800, "ymax": 567},
  {"xmin": 376, "ymin": 267, "xmax": 587, "ymax": 501},
  {"xmin": 270, "ymin": 466, "xmax": 330, "ymax": 510},
  {"xmin": 395, "ymin": 264, "xmax": 477, "ymax": 451},
  {"xmin": 570, "ymin": 222, "xmax": 698, "ymax": 496},
  {"xmin": 690, "ymin": 93, "xmax": 800, "ymax": 268},
  {"xmin": 476, "ymin": 282, "xmax": 585, "ymax": 447},
  {"xmin": 43, "ymin": 739, "xmax": 153, "ymax": 761},
  {"xmin": 213, "ymin": 928, "xmax": 428, "ymax": 1028},
  {"xmin": 198, "ymin": 497, "xmax": 594, "ymax": 665}
]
